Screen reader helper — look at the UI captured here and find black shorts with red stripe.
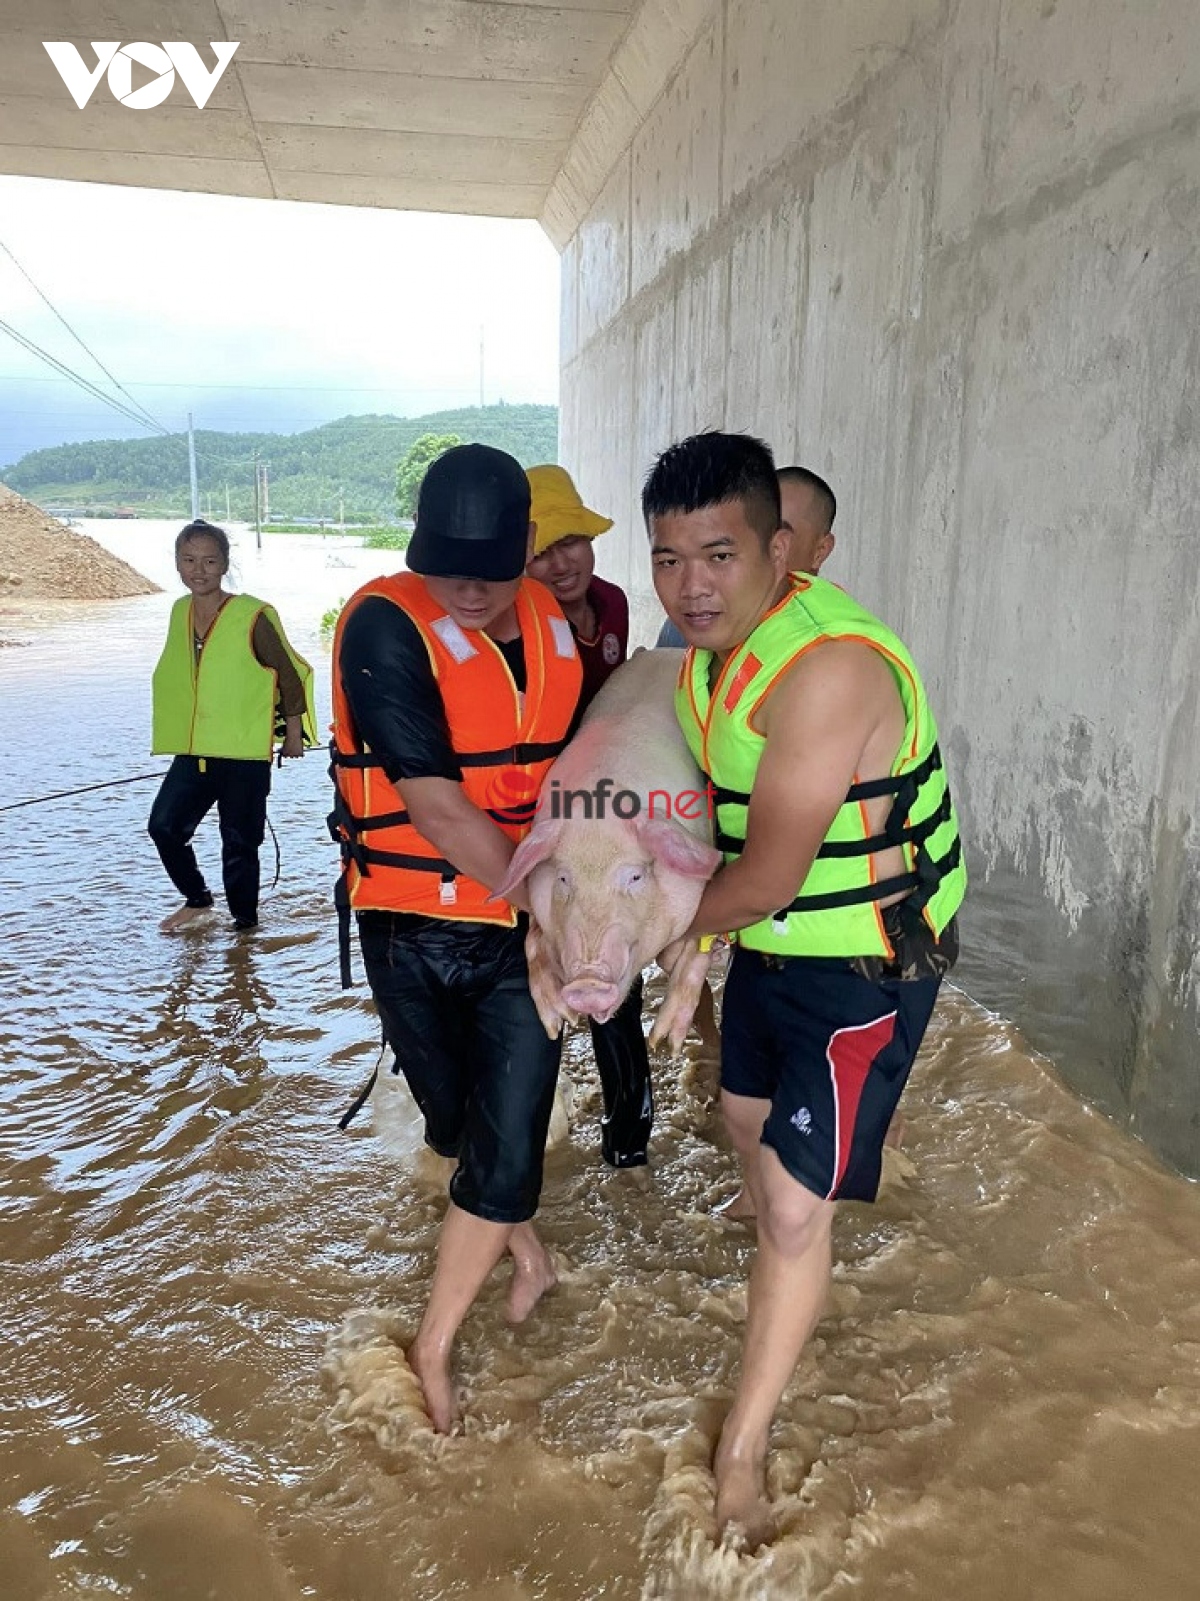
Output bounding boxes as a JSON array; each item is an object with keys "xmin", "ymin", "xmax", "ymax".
[{"xmin": 720, "ymin": 944, "xmax": 943, "ymax": 1203}]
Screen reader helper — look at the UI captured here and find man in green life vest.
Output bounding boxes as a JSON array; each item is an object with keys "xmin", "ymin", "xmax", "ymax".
[{"xmin": 642, "ymin": 432, "xmax": 965, "ymax": 1546}]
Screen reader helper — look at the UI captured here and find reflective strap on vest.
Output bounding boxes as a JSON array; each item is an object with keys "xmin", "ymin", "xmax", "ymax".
[
  {"xmin": 330, "ymin": 750, "xmax": 384, "ymax": 770},
  {"xmin": 776, "ymin": 837, "xmax": 963, "ymax": 916},
  {"xmin": 327, "ymin": 737, "xmax": 540, "ymax": 839},
  {"xmin": 330, "ymin": 737, "xmax": 566, "ymax": 772},
  {"xmin": 816, "ymin": 789, "xmax": 953, "ymax": 860},
  {"xmin": 711, "ymin": 745, "xmax": 948, "ymax": 859},
  {"xmin": 351, "ymin": 801, "xmax": 537, "ymax": 830},
  {"xmin": 716, "ymin": 795, "xmax": 951, "ymax": 862},
  {"xmin": 780, "ymin": 870, "xmax": 919, "ymax": 913},
  {"xmin": 844, "ymin": 743, "xmax": 943, "ymax": 802},
  {"xmin": 706, "ymin": 741, "xmax": 956, "ymax": 920},
  {"xmin": 710, "ymin": 739, "xmax": 942, "ymax": 809},
  {"xmin": 456, "ymin": 738, "xmax": 568, "ymax": 768}
]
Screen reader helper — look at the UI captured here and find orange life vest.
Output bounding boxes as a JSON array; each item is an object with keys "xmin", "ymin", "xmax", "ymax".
[{"xmin": 329, "ymin": 571, "xmax": 582, "ymax": 927}]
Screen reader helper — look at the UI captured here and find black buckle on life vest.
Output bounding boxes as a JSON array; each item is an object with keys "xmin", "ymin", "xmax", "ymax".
[
  {"xmin": 844, "ymin": 743, "xmax": 943, "ymax": 802},
  {"xmin": 816, "ymin": 788, "xmax": 953, "ymax": 860}
]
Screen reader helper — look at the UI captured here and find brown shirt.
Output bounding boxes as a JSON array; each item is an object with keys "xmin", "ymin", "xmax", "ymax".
[{"xmin": 251, "ymin": 613, "xmax": 306, "ymax": 718}]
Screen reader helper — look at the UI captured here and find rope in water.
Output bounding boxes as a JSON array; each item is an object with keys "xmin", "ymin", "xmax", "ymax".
[
  {"xmin": 0, "ymin": 766, "xmax": 290, "ymax": 889},
  {"xmin": 0, "ymin": 771, "xmax": 166, "ymax": 813},
  {"xmin": 0, "ymin": 745, "xmax": 315, "ymax": 815}
]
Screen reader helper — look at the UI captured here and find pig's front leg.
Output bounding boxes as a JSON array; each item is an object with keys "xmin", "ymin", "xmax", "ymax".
[
  {"xmin": 524, "ymin": 920, "xmax": 577, "ymax": 1040},
  {"xmin": 648, "ymin": 937, "xmax": 716, "ymax": 1057}
]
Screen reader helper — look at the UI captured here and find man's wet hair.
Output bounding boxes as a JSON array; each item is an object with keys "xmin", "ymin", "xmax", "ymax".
[
  {"xmin": 176, "ymin": 517, "xmax": 230, "ymax": 563},
  {"xmin": 777, "ymin": 465, "xmax": 837, "ymax": 532},
  {"xmin": 642, "ymin": 431, "xmax": 782, "ymax": 545}
]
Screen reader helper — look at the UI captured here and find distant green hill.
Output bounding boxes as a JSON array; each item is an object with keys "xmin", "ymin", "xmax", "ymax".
[{"xmin": 0, "ymin": 403, "xmax": 559, "ymax": 522}]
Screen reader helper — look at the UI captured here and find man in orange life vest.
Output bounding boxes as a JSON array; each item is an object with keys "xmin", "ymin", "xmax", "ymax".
[{"xmin": 329, "ymin": 444, "xmax": 582, "ymax": 1432}]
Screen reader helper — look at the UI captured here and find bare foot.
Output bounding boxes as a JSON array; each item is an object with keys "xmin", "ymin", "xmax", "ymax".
[
  {"xmin": 407, "ymin": 1336, "xmax": 458, "ymax": 1433},
  {"xmin": 714, "ymin": 1443, "xmax": 773, "ymax": 1549},
  {"xmin": 159, "ymin": 904, "xmax": 214, "ymax": 934},
  {"xmin": 505, "ymin": 1240, "xmax": 558, "ymax": 1325},
  {"xmin": 715, "ymin": 1185, "xmax": 757, "ymax": 1224}
]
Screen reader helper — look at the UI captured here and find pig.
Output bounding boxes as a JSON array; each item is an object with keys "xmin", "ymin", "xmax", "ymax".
[{"xmin": 492, "ymin": 648, "xmax": 723, "ymax": 1055}]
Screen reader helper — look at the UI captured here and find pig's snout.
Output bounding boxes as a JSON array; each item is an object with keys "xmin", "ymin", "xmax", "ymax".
[{"xmin": 561, "ymin": 969, "xmax": 623, "ymax": 1021}]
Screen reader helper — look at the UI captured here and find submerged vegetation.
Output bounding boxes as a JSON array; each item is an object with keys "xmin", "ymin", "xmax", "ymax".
[{"xmin": 363, "ymin": 527, "xmax": 411, "ymax": 551}]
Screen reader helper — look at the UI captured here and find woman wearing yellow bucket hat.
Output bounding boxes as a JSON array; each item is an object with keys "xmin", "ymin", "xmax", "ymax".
[
  {"xmin": 525, "ymin": 464, "xmax": 651, "ymax": 1170},
  {"xmin": 526, "ymin": 464, "xmax": 628, "ymax": 711}
]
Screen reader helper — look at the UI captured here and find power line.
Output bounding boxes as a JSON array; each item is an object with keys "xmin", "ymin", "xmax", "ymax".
[
  {"xmin": 0, "ymin": 236, "xmax": 170, "ymax": 435},
  {"xmin": 0, "ymin": 317, "xmax": 173, "ymax": 437},
  {"xmin": 0, "ymin": 373, "xmax": 525, "ymax": 397}
]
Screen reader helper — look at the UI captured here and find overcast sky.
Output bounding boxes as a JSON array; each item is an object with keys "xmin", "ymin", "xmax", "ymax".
[{"xmin": 0, "ymin": 174, "xmax": 561, "ymax": 467}]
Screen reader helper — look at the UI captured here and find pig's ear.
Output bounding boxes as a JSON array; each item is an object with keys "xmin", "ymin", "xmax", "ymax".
[
  {"xmin": 490, "ymin": 819, "xmax": 565, "ymax": 902},
  {"xmin": 634, "ymin": 818, "xmax": 723, "ymax": 881}
]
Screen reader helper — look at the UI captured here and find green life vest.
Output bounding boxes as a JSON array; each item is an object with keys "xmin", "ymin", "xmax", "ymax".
[
  {"xmin": 151, "ymin": 592, "xmax": 316, "ymax": 761},
  {"xmin": 675, "ymin": 575, "xmax": 966, "ymax": 959}
]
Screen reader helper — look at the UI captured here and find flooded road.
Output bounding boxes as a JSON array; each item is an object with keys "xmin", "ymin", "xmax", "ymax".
[{"xmin": 2, "ymin": 524, "xmax": 1198, "ymax": 1600}]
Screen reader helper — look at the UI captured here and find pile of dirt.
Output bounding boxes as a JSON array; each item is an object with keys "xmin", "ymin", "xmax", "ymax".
[{"xmin": 0, "ymin": 483, "xmax": 159, "ymax": 601}]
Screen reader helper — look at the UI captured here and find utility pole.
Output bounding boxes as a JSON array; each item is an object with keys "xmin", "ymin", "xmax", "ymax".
[
  {"xmin": 187, "ymin": 412, "xmax": 199, "ymax": 519},
  {"xmin": 479, "ymin": 324, "xmax": 484, "ymax": 409},
  {"xmin": 252, "ymin": 450, "xmax": 261, "ymax": 550},
  {"xmin": 339, "ymin": 488, "xmax": 345, "ymax": 530},
  {"xmin": 225, "ymin": 482, "xmax": 231, "ymax": 520}
]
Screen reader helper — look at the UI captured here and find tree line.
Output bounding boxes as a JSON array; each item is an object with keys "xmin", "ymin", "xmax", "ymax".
[{"xmin": 0, "ymin": 404, "xmax": 559, "ymax": 523}]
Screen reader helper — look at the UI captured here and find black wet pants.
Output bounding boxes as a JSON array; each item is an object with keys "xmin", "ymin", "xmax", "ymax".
[
  {"xmin": 148, "ymin": 755, "xmax": 271, "ymax": 927},
  {"xmin": 589, "ymin": 973, "xmax": 653, "ymax": 1168},
  {"xmin": 358, "ymin": 911, "xmax": 562, "ymax": 1224}
]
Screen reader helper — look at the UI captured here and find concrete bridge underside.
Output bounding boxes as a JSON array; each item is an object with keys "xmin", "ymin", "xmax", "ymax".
[{"xmin": 4, "ymin": 0, "xmax": 1199, "ymax": 1174}]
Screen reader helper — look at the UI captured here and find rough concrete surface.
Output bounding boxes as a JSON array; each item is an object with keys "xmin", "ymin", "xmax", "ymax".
[{"xmin": 559, "ymin": 0, "xmax": 1200, "ymax": 1174}]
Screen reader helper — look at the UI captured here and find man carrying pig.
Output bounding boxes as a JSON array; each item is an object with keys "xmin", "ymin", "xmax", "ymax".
[
  {"xmin": 329, "ymin": 444, "xmax": 582, "ymax": 1433},
  {"xmin": 643, "ymin": 431, "xmax": 965, "ymax": 1543}
]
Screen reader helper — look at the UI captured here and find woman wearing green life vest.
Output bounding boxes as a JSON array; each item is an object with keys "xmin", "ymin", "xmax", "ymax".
[
  {"xmin": 148, "ymin": 519, "xmax": 315, "ymax": 933},
  {"xmin": 643, "ymin": 433, "xmax": 965, "ymax": 1548}
]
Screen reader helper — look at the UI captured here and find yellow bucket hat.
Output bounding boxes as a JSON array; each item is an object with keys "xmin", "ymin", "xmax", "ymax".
[{"xmin": 527, "ymin": 464, "xmax": 613, "ymax": 556}]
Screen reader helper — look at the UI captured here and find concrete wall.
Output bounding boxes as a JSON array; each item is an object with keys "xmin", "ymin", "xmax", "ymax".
[{"xmin": 558, "ymin": 0, "xmax": 1200, "ymax": 1174}]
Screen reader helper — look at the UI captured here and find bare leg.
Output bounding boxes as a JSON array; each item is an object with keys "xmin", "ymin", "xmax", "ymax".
[
  {"xmin": 505, "ymin": 1220, "xmax": 557, "ymax": 1324},
  {"xmin": 884, "ymin": 1110, "xmax": 907, "ymax": 1149},
  {"xmin": 715, "ymin": 1089, "xmax": 770, "ymax": 1223},
  {"xmin": 408, "ymin": 1202, "xmax": 512, "ymax": 1432},
  {"xmin": 714, "ymin": 1142, "xmax": 834, "ymax": 1547}
]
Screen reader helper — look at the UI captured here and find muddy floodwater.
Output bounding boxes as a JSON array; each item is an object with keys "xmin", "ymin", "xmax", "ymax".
[{"xmin": 2, "ymin": 524, "xmax": 1199, "ymax": 1600}]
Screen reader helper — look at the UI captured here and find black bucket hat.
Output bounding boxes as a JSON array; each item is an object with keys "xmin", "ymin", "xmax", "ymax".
[{"xmin": 406, "ymin": 443, "xmax": 532, "ymax": 582}]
